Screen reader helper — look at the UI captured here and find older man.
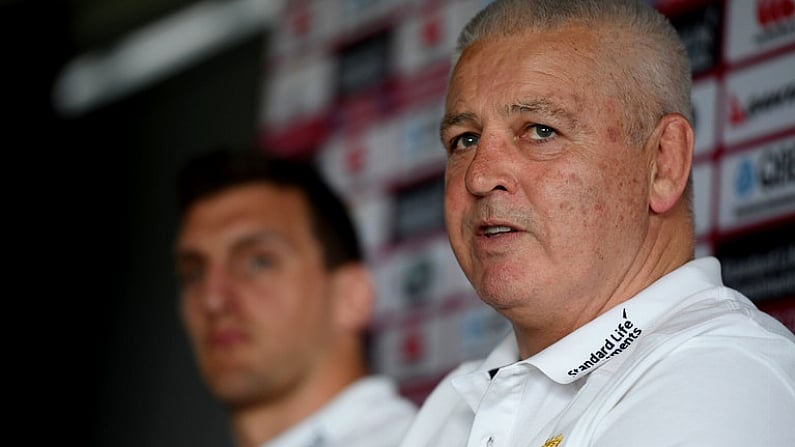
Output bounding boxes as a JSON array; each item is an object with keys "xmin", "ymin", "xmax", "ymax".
[{"xmin": 399, "ymin": 1, "xmax": 795, "ymax": 446}]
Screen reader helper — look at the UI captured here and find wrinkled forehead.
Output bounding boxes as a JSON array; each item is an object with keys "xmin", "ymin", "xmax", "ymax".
[
  {"xmin": 447, "ymin": 27, "xmax": 622, "ymax": 107},
  {"xmin": 457, "ymin": 23, "xmax": 623, "ymax": 78}
]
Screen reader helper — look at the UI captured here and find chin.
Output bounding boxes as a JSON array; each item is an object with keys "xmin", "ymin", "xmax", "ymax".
[
  {"xmin": 208, "ymin": 374, "xmax": 261, "ymax": 406},
  {"xmin": 456, "ymin": 253, "xmax": 546, "ymax": 314},
  {"xmin": 474, "ymin": 271, "xmax": 534, "ymax": 311}
]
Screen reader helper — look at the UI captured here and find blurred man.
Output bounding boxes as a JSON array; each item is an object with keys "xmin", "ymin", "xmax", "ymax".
[{"xmin": 174, "ymin": 147, "xmax": 416, "ymax": 447}]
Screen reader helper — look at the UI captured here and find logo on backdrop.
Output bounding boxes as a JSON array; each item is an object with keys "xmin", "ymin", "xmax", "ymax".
[
  {"xmin": 729, "ymin": 82, "xmax": 795, "ymax": 128},
  {"xmin": 735, "ymin": 157, "xmax": 756, "ymax": 197},
  {"xmin": 755, "ymin": 0, "xmax": 795, "ymax": 45},
  {"xmin": 734, "ymin": 143, "xmax": 795, "ymax": 198}
]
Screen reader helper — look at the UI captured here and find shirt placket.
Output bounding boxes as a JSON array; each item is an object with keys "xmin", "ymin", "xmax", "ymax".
[{"xmin": 467, "ymin": 365, "xmax": 528, "ymax": 447}]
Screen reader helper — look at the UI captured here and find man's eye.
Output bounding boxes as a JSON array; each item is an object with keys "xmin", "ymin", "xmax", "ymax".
[
  {"xmin": 529, "ymin": 124, "xmax": 556, "ymax": 140},
  {"xmin": 450, "ymin": 133, "xmax": 479, "ymax": 152},
  {"xmin": 178, "ymin": 268, "xmax": 204, "ymax": 287},
  {"xmin": 248, "ymin": 254, "xmax": 274, "ymax": 272}
]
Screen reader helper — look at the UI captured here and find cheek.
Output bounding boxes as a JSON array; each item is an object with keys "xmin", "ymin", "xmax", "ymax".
[
  {"xmin": 574, "ymin": 157, "xmax": 649, "ymax": 237},
  {"xmin": 605, "ymin": 153, "xmax": 649, "ymax": 207},
  {"xmin": 180, "ymin": 297, "xmax": 205, "ymax": 345},
  {"xmin": 444, "ymin": 172, "xmax": 466, "ymax": 229},
  {"xmin": 443, "ymin": 191, "xmax": 474, "ymax": 273},
  {"xmin": 549, "ymin": 168, "xmax": 621, "ymax": 226},
  {"xmin": 549, "ymin": 171, "xmax": 594, "ymax": 217},
  {"xmin": 248, "ymin": 282, "xmax": 292, "ymax": 320},
  {"xmin": 445, "ymin": 154, "xmax": 470, "ymax": 186},
  {"xmin": 251, "ymin": 273, "xmax": 326, "ymax": 327},
  {"xmin": 606, "ymin": 126, "xmax": 621, "ymax": 143}
]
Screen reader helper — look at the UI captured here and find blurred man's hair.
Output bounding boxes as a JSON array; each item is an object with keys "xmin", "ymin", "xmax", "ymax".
[{"xmin": 177, "ymin": 146, "xmax": 363, "ymax": 270}]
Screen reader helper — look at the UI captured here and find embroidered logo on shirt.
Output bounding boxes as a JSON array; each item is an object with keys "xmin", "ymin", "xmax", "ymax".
[
  {"xmin": 567, "ymin": 308, "xmax": 643, "ymax": 377},
  {"xmin": 542, "ymin": 434, "xmax": 563, "ymax": 447}
]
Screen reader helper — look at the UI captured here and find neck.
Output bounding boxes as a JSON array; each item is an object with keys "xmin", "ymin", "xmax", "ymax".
[
  {"xmin": 512, "ymin": 202, "xmax": 694, "ymax": 358},
  {"xmin": 229, "ymin": 352, "xmax": 368, "ymax": 447}
]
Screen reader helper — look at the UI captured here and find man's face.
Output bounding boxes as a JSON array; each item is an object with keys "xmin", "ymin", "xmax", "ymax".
[
  {"xmin": 442, "ymin": 26, "xmax": 655, "ymax": 330},
  {"xmin": 176, "ymin": 183, "xmax": 335, "ymax": 407}
]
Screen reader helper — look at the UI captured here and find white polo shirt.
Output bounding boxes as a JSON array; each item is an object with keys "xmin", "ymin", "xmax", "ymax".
[
  {"xmin": 399, "ymin": 257, "xmax": 795, "ymax": 447},
  {"xmin": 265, "ymin": 375, "xmax": 417, "ymax": 447}
]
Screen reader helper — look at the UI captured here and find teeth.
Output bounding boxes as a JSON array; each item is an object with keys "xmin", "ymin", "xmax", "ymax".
[{"xmin": 484, "ymin": 225, "xmax": 512, "ymax": 235}]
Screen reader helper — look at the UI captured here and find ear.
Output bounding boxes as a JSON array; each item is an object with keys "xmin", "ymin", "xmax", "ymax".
[
  {"xmin": 647, "ymin": 113, "xmax": 694, "ymax": 214},
  {"xmin": 329, "ymin": 263, "xmax": 375, "ymax": 333}
]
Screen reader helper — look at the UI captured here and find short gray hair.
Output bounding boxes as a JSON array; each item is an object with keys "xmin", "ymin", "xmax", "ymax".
[{"xmin": 452, "ymin": 0, "xmax": 693, "ymax": 146}]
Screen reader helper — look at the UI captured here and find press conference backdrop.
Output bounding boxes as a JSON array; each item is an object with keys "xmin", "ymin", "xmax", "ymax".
[{"xmin": 258, "ymin": 0, "xmax": 795, "ymax": 402}]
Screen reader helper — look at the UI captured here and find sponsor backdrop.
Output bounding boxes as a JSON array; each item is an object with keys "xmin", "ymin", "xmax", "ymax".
[{"xmin": 258, "ymin": 0, "xmax": 795, "ymax": 402}]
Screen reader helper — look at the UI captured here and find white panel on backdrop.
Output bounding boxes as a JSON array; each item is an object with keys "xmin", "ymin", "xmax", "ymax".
[
  {"xmin": 315, "ymin": 120, "xmax": 402, "ymax": 195},
  {"xmin": 691, "ymin": 77, "xmax": 719, "ymax": 157},
  {"xmin": 393, "ymin": 0, "xmax": 489, "ymax": 75},
  {"xmin": 270, "ymin": 0, "xmax": 341, "ymax": 57},
  {"xmin": 397, "ymin": 101, "xmax": 447, "ymax": 177},
  {"xmin": 692, "ymin": 161, "xmax": 715, "ymax": 238},
  {"xmin": 315, "ymin": 134, "xmax": 358, "ymax": 196},
  {"xmin": 459, "ymin": 304, "xmax": 512, "ymax": 361},
  {"xmin": 393, "ymin": 2, "xmax": 459, "ymax": 75},
  {"xmin": 261, "ymin": 51, "xmax": 334, "ymax": 125},
  {"xmin": 339, "ymin": 0, "xmax": 407, "ymax": 33},
  {"xmin": 350, "ymin": 193, "xmax": 395, "ymax": 260},
  {"xmin": 371, "ymin": 296, "xmax": 509, "ymax": 382},
  {"xmin": 373, "ymin": 317, "xmax": 442, "ymax": 381},
  {"xmin": 360, "ymin": 118, "xmax": 402, "ymax": 185},
  {"xmin": 371, "ymin": 235, "xmax": 472, "ymax": 317}
]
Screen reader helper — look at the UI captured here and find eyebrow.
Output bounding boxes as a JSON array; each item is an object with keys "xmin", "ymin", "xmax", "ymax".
[
  {"xmin": 230, "ymin": 232, "xmax": 292, "ymax": 255},
  {"xmin": 439, "ymin": 111, "xmax": 478, "ymax": 142},
  {"xmin": 509, "ymin": 98, "xmax": 579, "ymax": 131},
  {"xmin": 174, "ymin": 231, "xmax": 291, "ymax": 265}
]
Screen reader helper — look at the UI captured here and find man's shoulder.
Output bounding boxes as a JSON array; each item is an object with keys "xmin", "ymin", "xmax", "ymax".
[
  {"xmin": 648, "ymin": 283, "xmax": 795, "ymax": 345},
  {"xmin": 594, "ymin": 286, "xmax": 795, "ymax": 398}
]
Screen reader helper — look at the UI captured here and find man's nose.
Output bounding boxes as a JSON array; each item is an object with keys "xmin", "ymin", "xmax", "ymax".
[
  {"xmin": 201, "ymin": 266, "xmax": 234, "ymax": 314},
  {"xmin": 464, "ymin": 131, "xmax": 517, "ymax": 196}
]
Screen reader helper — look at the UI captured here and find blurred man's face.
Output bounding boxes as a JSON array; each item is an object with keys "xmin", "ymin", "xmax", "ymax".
[{"xmin": 176, "ymin": 182, "xmax": 336, "ymax": 407}]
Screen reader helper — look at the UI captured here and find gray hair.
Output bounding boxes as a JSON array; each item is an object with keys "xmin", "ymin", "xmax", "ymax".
[{"xmin": 453, "ymin": 0, "xmax": 693, "ymax": 146}]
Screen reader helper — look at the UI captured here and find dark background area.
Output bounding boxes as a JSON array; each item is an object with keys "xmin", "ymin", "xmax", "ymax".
[{"xmin": 4, "ymin": 1, "xmax": 263, "ymax": 445}]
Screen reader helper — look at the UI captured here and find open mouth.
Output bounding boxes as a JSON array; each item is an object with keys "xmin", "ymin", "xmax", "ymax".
[{"xmin": 483, "ymin": 225, "xmax": 515, "ymax": 237}]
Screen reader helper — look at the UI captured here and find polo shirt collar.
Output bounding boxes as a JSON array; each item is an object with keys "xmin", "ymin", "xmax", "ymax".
[
  {"xmin": 452, "ymin": 257, "xmax": 723, "ymax": 408},
  {"xmin": 531, "ymin": 256, "xmax": 722, "ymax": 383}
]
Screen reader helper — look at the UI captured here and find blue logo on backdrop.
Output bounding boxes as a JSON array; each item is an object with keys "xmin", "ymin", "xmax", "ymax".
[{"xmin": 735, "ymin": 158, "xmax": 755, "ymax": 197}]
